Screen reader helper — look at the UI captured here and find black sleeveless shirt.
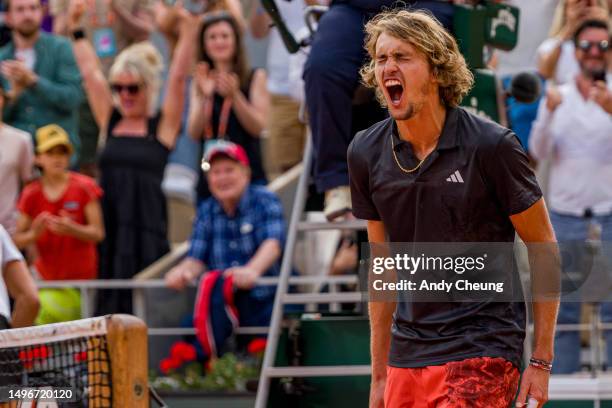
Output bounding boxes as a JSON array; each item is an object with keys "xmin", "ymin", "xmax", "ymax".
[
  {"xmin": 97, "ymin": 109, "xmax": 170, "ymax": 276},
  {"xmin": 196, "ymin": 69, "xmax": 267, "ymax": 201}
]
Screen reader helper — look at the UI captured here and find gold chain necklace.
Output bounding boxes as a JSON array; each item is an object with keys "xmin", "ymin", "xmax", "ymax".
[{"xmin": 390, "ymin": 133, "xmax": 427, "ymax": 174}]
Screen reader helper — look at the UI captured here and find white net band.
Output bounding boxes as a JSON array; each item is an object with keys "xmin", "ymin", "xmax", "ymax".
[{"xmin": 0, "ymin": 316, "xmax": 108, "ymax": 348}]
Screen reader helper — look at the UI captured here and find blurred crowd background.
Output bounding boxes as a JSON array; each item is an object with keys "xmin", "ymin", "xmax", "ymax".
[{"xmin": 0, "ymin": 0, "xmax": 611, "ymax": 375}]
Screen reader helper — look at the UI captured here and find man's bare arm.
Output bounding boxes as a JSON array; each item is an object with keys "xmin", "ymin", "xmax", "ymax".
[
  {"xmin": 511, "ymin": 198, "xmax": 559, "ymax": 361},
  {"xmin": 246, "ymin": 239, "xmax": 282, "ymax": 276},
  {"xmin": 510, "ymin": 198, "xmax": 559, "ymax": 406},
  {"xmin": 4, "ymin": 260, "xmax": 39, "ymax": 328},
  {"xmin": 367, "ymin": 220, "xmax": 395, "ymax": 408}
]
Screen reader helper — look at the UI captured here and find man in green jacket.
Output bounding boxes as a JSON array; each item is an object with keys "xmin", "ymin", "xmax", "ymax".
[{"xmin": 0, "ymin": 0, "xmax": 84, "ymax": 165}]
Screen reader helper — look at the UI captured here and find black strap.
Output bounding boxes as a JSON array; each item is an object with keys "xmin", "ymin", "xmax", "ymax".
[
  {"xmin": 108, "ymin": 108, "xmax": 162, "ymax": 143},
  {"xmin": 146, "ymin": 112, "xmax": 162, "ymax": 142},
  {"xmin": 0, "ymin": 314, "xmax": 11, "ymax": 330},
  {"xmin": 106, "ymin": 108, "xmax": 123, "ymax": 139},
  {"xmin": 241, "ymin": 69, "xmax": 257, "ymax": 98}
]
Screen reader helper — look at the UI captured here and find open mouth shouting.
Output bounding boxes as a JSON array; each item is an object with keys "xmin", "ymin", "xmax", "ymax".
[{"xmin": 384, "ymin": 78, "xmax": 404, "ymax": 107}]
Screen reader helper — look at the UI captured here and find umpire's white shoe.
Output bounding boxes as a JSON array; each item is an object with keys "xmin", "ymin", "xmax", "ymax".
[{"xmin": 324, "ymin": 185, "xmax": 352, "ymax": 221}]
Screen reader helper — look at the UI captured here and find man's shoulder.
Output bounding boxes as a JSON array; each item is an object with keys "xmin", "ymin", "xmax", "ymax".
[
  {"xmin": 0, "ymin": 42, "xmax": 13, "ymax": 59},
  {"xmin": 456, "ymin": 107, "xmax": 513, "ymax": 151},
  {"xmin": 196, "ymin": 196, "xmax": 217, "ymax": 216},
  {"xmin": 349, "ymin": 116, "xmax": 393, "ymax": 156},
  {"xmin": 250, "ymin": 185, "xmax": 282, "ymax": 207},
  {"xmin": 0, "ymin": 125, "xmax": 32, "ymax": 144},
  {"xmin": 38, "ymin": 32, "xmax": 72, "ymax": 51}
]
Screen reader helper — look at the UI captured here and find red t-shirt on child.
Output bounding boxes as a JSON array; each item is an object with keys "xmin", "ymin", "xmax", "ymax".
[{"xmin": 18, "ymin": 172, "xmax": 103, "ymax": 280}]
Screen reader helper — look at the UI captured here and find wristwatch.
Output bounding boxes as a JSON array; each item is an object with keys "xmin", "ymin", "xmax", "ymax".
[{"xmin": 71, "ymin": 29, "xmax": 86, "ymax": 41}]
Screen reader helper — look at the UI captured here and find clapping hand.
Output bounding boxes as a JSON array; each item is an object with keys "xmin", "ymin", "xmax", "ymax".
[
  {"xmin": 175, "ymin": 1, "xmax": 201, "ymax": 36},
  {"xmin": 195, "ymin": 62, "xmax": 216, "ymax": 98},
  {"xmin": 561, "ymin": 0, "xmax": 608, "ymax": 40},
  {"xmin": 31, "ymin": 211, "xmax": 52, "ymax": 239},
  {"xmin": 67, "ymin": 0, "xmax": 87, "ymax": 30},
  {"xmin": 215, "ymin": 71, "xmax": 240, "ymax": 99},
  {"xmin": 46, "ymin": 210, "xmax": 78, "ymax": 236},
  {"xmin": 582, "ymin": 3, "xmax": 608, "ymax": 23},
  {"xmin": 1, "ymin": 60, "xmax": 37, "ymax": 88}
]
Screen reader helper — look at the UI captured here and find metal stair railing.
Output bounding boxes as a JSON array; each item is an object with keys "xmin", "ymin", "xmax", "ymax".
[
  {"xmin": 255, "ymin": 133, "xmax": 370, "ymax": 408},
  {"xmin": 34, "ymin": 275, "xmax": 360, "ymax": 338}
]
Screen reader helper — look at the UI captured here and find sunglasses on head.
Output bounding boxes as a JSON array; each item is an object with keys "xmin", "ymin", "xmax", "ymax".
[
  {"xmin": 110, "ymin": 83, "xmax": 142, "ymax": 95},
  {"xmin": 577, "ymin": 40, "xmax": 610, "ymax": 53}
]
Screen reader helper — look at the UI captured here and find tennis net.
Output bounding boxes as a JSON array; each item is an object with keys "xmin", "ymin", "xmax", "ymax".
[{"xmin": 0, "ymin": 314, "xmax": 148, "ymax": 407}]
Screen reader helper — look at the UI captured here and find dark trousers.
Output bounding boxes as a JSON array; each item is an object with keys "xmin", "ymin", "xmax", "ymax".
[
  {"xmin": 303, "ymin": 1, "xmax": 454, "ymax": 193},
  {"xmin": 304, "ymin": 4, "xmax": 367, "ymax": 192}
]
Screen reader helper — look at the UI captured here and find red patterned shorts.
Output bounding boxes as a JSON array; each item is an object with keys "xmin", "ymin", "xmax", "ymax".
[{"xmin": 384, "ymin": 357, "xmax": 520, "ymax": 408}]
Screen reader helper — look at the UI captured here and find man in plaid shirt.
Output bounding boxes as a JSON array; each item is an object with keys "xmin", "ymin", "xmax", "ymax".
[{"xmin": 166, "ymin": 141, "xmax": 285, "ymax": 326}]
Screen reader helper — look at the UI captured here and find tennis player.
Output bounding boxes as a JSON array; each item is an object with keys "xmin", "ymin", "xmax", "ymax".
[{"xmin": 347, "ymin": 10, "xmax": 560, "ymax": 408}]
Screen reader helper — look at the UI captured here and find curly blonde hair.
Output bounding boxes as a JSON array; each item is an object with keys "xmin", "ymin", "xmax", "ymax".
[
  {"xmin": 360, "ymin": 9, "xmax": 474, "ymax": 108},
  {"xmin": 109, "ymin": 42, "xmax": 165, "ymax": 115}
]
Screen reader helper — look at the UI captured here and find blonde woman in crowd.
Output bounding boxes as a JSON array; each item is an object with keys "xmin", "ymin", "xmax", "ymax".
[
  {"xmin": 537, "ymin": 0, "xmax": 609, "ymax": 84},
  {"xmin": 67, "ymin": 0, "xmax": 198, "ymax": 314}
]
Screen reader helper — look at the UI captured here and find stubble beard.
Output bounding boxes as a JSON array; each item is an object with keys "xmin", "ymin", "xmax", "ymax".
[
  {"xmin": 388, "ymin": 81, "xmax": 430, "ymax": 121},
  {"xmin": 391, "ymin": 103, "xmax": 415, "ymax": 120},
  {"xmin": 391, "ymin": 99, "xmax": 428, "ymax": 121},
  {"xmin": 16, "ymin": 22, "xmax": 39, "ymax": 39}
]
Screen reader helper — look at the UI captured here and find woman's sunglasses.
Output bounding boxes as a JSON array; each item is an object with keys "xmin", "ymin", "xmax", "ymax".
[
  {"xmin": 110, "ymin": 83, "xmax": 142, "ymax": 95},
  {"xmin": 577, "ymin": 40, "xmax": 610, "ymax": 53}
]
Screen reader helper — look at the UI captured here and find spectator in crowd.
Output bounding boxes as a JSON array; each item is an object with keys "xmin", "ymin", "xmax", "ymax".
[
  {"xmin": 0, "ymin": 225, "xmax": 39, "ymax": 329},
  {"xmin": 0, "ymin": 0, "xmax": 84, "ymax": 165},
  {"xmin": 160, "ymin": 0, "xmax": 244, "ymax": 204},
  {"xmin": 165, "ymin": 141, "xmax": 284, "ymax": 357},
  {"xmin": 529, "ymin": 19, "xmax": 612, "ymax": 374},
  {"xmin": 0, "ymin": 0, "xmax": 52, "ymax": 45},
  {"xmin": 13, "ymin": 125, "xmax": 104, "ymax": 279},
  {"xmin": 537, "ymin": 0, "xmax": 608, "ymax": 85},
  {"xmin": 155, "ymin": 0, "xmax": 244, "ymax": 54},
  {"xmin": 12, "ymin": 125, "xmax": 103, "ymax": 324},
  {"xmin": 303, "ymin": 1, "xmax": 456, "ymax": 221},
  {"xmin": 67, "ymin": 2, "xmax": 198, "ymax": 314},
  {"xmin": 51, "ymin": 0, "xmax": 155, "ymax": 175},
  {"xmin": 2, "ymin": 0, "xmax": 55, "ymax": 35},
  {"xmin": 0, "ymin": 81, "xmax": 33, "ymax": 234},
  {"xmin": 188, "ymin": 11, "xmax": 268, "ymax": 203},
  {"xmin": 52, "ymin": 0, "xmax": 154, "ymax": 69},
  {"xmin": 250, "ymin": 0, "xmax": 309, "ymax": 179}
]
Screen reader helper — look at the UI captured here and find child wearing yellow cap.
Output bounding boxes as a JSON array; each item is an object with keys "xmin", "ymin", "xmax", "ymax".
[{"xmin": 12, "ymin": 124, "xmax": 105, "ymax": 324}]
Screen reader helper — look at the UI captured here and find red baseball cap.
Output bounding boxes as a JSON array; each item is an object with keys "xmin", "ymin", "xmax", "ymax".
[{"xmin": 201, "ymin": 140, "xmax": 250, "ymax": 171}]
